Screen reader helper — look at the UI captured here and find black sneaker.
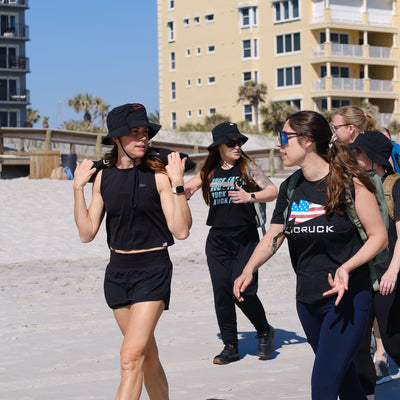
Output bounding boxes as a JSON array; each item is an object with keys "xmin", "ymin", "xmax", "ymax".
[
  {"xmin": 257, "ymin": 326, "xmax": 275, "ymax": 358},
  {"xmin": 213, "ymin": 344, "xmax": 239, "ymax": 365}
]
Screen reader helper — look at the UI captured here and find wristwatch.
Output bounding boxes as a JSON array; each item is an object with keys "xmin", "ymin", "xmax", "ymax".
[
  {"xmin": 250, "ymin": 193, "xmax": 256, "ymax": 203},
  {"xmin": 172, "ymin": 185, "xmax": 185, "ymax": 194}
]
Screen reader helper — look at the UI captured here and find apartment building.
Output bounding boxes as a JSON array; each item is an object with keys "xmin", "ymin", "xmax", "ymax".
[
  {"xmin": 158, "ymin": 0, "xmax": 400, "ymax": 130},
  {"xmin": 0, "ymin": 0, "xmax": 29, "ymax": 128}
]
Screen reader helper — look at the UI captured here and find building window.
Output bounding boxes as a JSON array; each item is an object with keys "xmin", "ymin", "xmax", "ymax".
[
  {"xmin": 171, "ymin": 82, "xmax": 176, "ymax": 100},
  {"xmin": 169, "ymin": 0, "xmax": 174, "ymax": 10},
  {"xmin": 205, "ymin": 13, "xmax": 214, "ymax": 23},
  {"xmin": 197, "ymin": 78, "xmax": 201, "ymax": 86},
  {"xmin": 242, "ymin": 71, "xmax": 259, "ymax": 83},
  {"xmin": 184, "ymin": 17, "xmax": 190, "ymax": 27},
  {"xmin": 244, "ymin": 105, "xmax": 252, "ymax": 122},
  {"xmin": 194, "ymin": 15, "xmax": 200, "ymax": 24},
  {"xmin": 186, "ymin": 79, "xmax": 191, "ymax": 87},
  {"xmin": 276, "ymin": 32, "xmax": 300, "ymax": 54},
  {"xmin": 321, "ymin": 66, "xmax": 349, "ymax": 78},
  {"xmin": 320, "ymin": 32, "xmax": 349, "ymax": 44},
  {"xmin": 198, "ymin": 109, "xmax": 202, "ymax": 117},
  {"xmin": 207, "ymin": 45, "xmax": 215, "ymax": 53},
  {"xmin": 239, "ymin": 6, "xmax": 258, "ymax": 28},
  {"xmin": 171, "ymin": 112, "xmax": 177, "ymax": 129},
  {"xmin": 277, "ymin": 66, "xmax": 301, "ymax": 87},
  {"xmin": 208, "ymin": 76, "xmax": 216, "ymax": 84},
  {"xmin": 209, "ymin": 108, "xmax": 216, "ymax": 116},
  {"xmin": 254, "ymin": 71, "xmax": 259, "ymax": 83},
  {"xmin": 274, "ymin": 0, "xmax": 300, "ymax": 23},
  {"xmin": 0, "ymin": 110, "xmax": 17, "ymax": 127},
  {"xmin": 321, "ymin": 98, "xmax": 350, "ymax": 111},
  {"xmin": 167, "ymin": 21, "xmax": 175, "ymax": 42},
  {"xmin": 186, "ymin": 49, "xmax": 191, "ymax": 57},
  {"xmin": 242, "ymin": 39, "xmax": 258, "ymax": 59},
  {"xmin": 170, "ymin": 52, "xmax": 175, "ymax": 70},
  {"xmin": 196, "ymin": 47, "xmax": 201, "ymax": 55},
  {"xmin": 187, "ymin": 110, "xmax": 192, "ymax": 118}
]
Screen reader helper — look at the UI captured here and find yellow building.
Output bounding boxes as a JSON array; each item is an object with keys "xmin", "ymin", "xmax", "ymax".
[{"xmin": 158, "ymin": 0, "xmax": 399, "ymax": 130}]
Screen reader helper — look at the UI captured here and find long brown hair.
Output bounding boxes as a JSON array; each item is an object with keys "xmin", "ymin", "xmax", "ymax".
[
  {"xmin": 286, "ymin": 111, "xmax": 375, "ymax": 216},
  {"xmin": 200, "ymin": 148, "xmax": 258, "ymax": 205}
]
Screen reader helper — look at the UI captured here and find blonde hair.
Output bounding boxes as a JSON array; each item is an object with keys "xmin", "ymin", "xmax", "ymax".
[{"xmin": 334, "ymin": 105, "xmax": 379, "ymax": 132}]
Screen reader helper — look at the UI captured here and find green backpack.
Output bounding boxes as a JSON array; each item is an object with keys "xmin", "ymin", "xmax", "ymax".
[{"xmin": 272, "ymin": 169, "xmax": 389, "ymax": 291}]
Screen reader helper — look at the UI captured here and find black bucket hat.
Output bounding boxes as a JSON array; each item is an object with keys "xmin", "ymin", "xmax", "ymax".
[
  {"xmin": 208, "ymin": 122, "xmax": 248, "ymax": 151},
  {"xmin": 349, "ymin": 130, "xmax": 393, "ymax": 170},
  {"xmin": 102, "ymin": 103, "xmax": 161, "ymax": 145}
]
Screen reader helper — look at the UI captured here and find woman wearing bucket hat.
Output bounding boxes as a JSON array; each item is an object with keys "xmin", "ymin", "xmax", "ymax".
[
  {"xmin": 349, "ymin": 131, "xmax": 400, "ymax": 399},
  {"xmin": 185, "ymin": 122, "xmax": 278, "ymax": 364},
  {"xmin": 73, "ymin": 103, "xmax": 192, "ymax": 400}
]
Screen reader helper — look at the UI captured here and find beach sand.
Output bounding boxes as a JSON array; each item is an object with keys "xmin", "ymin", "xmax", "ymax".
[{"xmin": 0, "ymin": 176, "xmax": 399, "ymax": 399}]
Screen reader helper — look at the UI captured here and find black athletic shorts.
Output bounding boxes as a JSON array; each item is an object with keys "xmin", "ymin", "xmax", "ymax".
[{"xmin": 104, "ymin": 248, "xmax": 173, "ymax": 310}]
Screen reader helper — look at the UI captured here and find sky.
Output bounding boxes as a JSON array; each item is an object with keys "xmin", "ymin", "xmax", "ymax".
[{"xmin": 26, "ymin": 0, "xmax": 159, "ymax": 128}]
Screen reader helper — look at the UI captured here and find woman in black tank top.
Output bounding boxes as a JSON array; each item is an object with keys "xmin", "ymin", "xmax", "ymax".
[
  {"xmin": 185, "ymin": 122, "xmax": 278, "ymax": 365},
  {"xmin": 73, "ymin": 103, "xmax": 192, "ymax": 400}
]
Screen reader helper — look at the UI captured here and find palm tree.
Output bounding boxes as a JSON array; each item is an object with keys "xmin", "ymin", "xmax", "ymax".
[
  {"xmin": 26, "ymin": 108, "xmax": 40, "ymax": 127},
  {"xmin": 261, "ymin": 101, "xmax": 299, "ymax": 134},
  {"xmin": 237, "ymin": 81, "xmax": 267, "ymax": 132},
  {"xmin": 92, "ymin": 96, "xmax": 109, "ymax": 129},
  {"xmin": 68, "ymin": 93, "xmax": 93, "ymax": 124},
  {"xmin": 148, "ymin": 109, "xmax": 160, "ymax": 124},
  {"xmin": 42, "ymin": 116, "xmax": 49, "ymax": 128}
]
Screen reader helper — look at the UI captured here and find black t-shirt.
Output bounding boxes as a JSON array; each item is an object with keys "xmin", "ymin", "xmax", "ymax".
[
  {"xmin": 206, "ymin": 165, "xmax": 256, "ymax": 228},
  {"xmin": 375, "ymin": 174, "xmax": 400, "ymax": 288},
  {"xmin": 271, "ymin": 171, "xmax": 369, "ymax": 304}
]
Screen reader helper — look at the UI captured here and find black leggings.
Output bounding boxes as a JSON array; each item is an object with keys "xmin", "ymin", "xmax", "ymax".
[
  {"xmin": 206, "ymin": 226, "xmax": 270, "ymax": 346},
  {"xmin": 354, "ymin": 288, "xmax": 400, "ymax": 395}
]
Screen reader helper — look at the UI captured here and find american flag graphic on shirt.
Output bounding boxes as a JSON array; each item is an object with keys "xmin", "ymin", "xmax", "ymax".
[{"xmin": 289, "ymin": 200, "xmax": 326, "ymax": 225}]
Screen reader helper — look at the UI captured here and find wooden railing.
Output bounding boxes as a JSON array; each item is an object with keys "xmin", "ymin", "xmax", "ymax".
[{"xmin": 0, "ymin": 127, "xmax": 284, "ymax": 177}]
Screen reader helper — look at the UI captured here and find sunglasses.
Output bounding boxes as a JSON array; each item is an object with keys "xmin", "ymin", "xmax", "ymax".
[
  {"xmin": 226, "ymin": 138, "xmax": 245, "ymax": 148},
  {"xmin": 278, "ymin": 131, "xmax": 306, "ymax": 146},
  {"xmin": 331, "ymin": 123, "xmax": 351, "ymax": 132}
]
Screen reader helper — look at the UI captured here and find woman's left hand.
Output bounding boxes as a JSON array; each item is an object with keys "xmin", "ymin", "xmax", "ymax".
[
  {"xmin": 322, "ymin": 266, "xmax": 349, "ymax": 306},
  {"xmin": 380, "ymin": 269, "xmax": 398, "ymax": 295},
  {"xmin": 165, "ymin": 152, "xmax": 186, "ymax": 186},
  {"xmin": 228, "ymin": 183, "xmax": 252, "ymax": 204}
]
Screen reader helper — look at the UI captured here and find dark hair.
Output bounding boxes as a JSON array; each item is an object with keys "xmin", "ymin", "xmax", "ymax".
[
  {"xmin": 200, "ymin": 148, "xmax": 257, "ymax": 205},
  {"xmin": 286, "ymin": 111, "xmax": 375, "ymax": 217}
]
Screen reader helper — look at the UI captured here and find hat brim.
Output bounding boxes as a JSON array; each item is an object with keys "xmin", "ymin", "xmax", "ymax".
[
  {"xmin": 349, "ymin": 143, "xmax": 393, "ymax": 170},
  {"xmin": 207, "ymin": 133, "xmax": 248, "ymax": 151},
  {"xmin": 101, "ymin": 121, "xmax": 161, "ymax": 145}
]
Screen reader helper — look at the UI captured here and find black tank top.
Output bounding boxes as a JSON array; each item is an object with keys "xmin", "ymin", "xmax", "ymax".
[
  {"xmin": 101, "ymin": 164, "xmax": 174, "ymax": 250},
  {"xmin": 206, "ymin": 165, "xmax": 256, "ymax": 228}
]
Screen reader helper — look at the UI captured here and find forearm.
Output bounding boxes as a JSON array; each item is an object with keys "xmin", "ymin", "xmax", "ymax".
[
  {"xmin": 73, "ymin": 187, "xmax": 96, "ymax": 242},
  {"xmin": 171, "ymin": 193, "xmax": 192, "ymax": 239},
  {"xmin": 250, "ymin": 184, "xmax": 278, "ymax": 203},
  {"xmin": 387, "ymin": 240, "xmax": 400, "ymax": 276}
]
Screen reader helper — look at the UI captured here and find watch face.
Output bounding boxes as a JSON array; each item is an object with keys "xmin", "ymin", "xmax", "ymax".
[
  {"xmin": 175, "ymin": 185, "xmax": 185, "ymax": 193},
  {"xmin": 251, "ymin": 193, "xmax": 256, "ymax": 200}
]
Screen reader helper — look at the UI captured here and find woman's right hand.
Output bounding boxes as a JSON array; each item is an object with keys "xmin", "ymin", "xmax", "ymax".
[
  {"xmin": 73, "ymin": 159, "xmax": 97, "ymax": 189},
  {"xmin": 234, "ymin": 272, "xmax": 253, "ymax": 302}
]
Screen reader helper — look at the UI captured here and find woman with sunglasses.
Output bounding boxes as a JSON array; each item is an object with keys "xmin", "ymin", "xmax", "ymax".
[
  {"xmin": 332, "ymin": 105, "xmax": 379, "ymax": 144},
  {"xmin": 234, "ymin": 111, "xmax": 388, "ymax": 399},
  {"xmin": 185, "ymin": 122, "xmax": 278, "ymax": 365}
]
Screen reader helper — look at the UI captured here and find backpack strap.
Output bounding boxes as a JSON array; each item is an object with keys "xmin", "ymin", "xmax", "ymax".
[
  {"xmin": 271, "ymin": 169, "xmax": 302, "ymax": 254},
  {"xmin": 382, "ymin": 173, "xmax": 400, "ymax": 221}
]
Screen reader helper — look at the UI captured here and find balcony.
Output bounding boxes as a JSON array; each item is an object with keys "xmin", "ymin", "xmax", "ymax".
[
  {"xmin": 0, "ymin": 88, "xmax": 30, "ymax": 103},
  {"xmin": 332, "ymin": 77, "xmax": 364, "ymax": 91},
  {"xmin": 0, "ymin": 0, "xmax": 29, "ymax": 7},
  {"xmin": 312, "ymin": 43, "xmax": 393, "ymax": 61},
  {"xmin": 370, "ymin": 79, "xmax": 394, "ymax": 93},
  {"xmin": 313, "ymin": 77, "xmax": 394, "ymax": 94},
  {"xmin": 0, "ymin": 24, "xmax": 29, "ymax": 40},
  {"xmin": 0, "ymin": 56, "xmax": 29, "ymax": 71}
]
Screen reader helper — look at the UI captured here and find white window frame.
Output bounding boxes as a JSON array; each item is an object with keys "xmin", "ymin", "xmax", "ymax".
[
  {"xmin": 169, "ymin": 0, "xmax": 174, "ymax": 11},
  {"xmin": 196, "ymin": 47, "xmax": 201, "ymax": 56},
  {"xmin": 167, "ymin": 20, "xmax": 175, "ymax": 42},
  {"xmin": 277, "ymin": 65, "xmax": 301, "ymax": 88},
  {"xmin": 183, "ymin": 17, "xmax": 190, "ymax": 27},
  {"xmin": 170, "ymin": 52, "xmax": 175, "ymax": 71},
  {"xmin": 273, "ymin": 0, "xmax": 300, "ymax": 24},
  {"xmin": 187, "ymin": 110, "xmax": 192, "ymax": 118},
  {"xmin": 197, "ymin": 78, "xmax": 202, "ymax": 86},
  {"xmin": 208, "ymin": 108, "xmax": 216, "ymax": 116},
  {"xmin": 244, "ymin": 104, "xmax": 253, "ymax": 122},
  {"xmin": 194, "ymin": 15, "xmax": 200, "ymax": 24},
  {"xmin": 208, "ymin": 76, "xmax": 216, "ymax": 85},
  {"xmin": 205, "ymin": 12, "xmax": 215, "ymax": 23},
  {"xmin": 242, "ymin": 39, "xmax": 258, "ymax": 59},
  {"xmin": 171, "ymin": 112, "xmax": 177, "ymax": 130},
  {"xmin": 170, "ymin": 81, "xmax": 176, "ymax": 100},
  {"xmin": 238, "ymin": 6, "xmax": 258, "ymax": 29},
  {"xmin": 276, "ymin": 32, "xmax": 301, "ymax": 55},
  {"xmin": 207, "ymin": 45, "xmax": 215, "ymax": 54},
  {"xmin": 186, "ymin": 79, "xmax": 191, "ymax": 88},
  {"xmin": 186, "ymin": 49, "xmax": 191, "ymax": 57},
  {"xmin": 197, "ymin": 109, "xmax": 202, "ymax": 117}
]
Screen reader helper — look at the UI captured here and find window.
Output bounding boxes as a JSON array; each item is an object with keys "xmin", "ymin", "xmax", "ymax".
[
  {"xmin": 321, "ymin": 98, "xmax": 350, "ymax": 111},
  {"xmin": 207, "ymin": 45, "xmax": 215, "ymax": 53},
  {"xmin": 171, "ymin": 82, "xmax": 176, "ymax": 100},
  {"xmin": 320, "ymin": 66, "xmax": 349, "ymax": 78},
  {"xmin": 205, "ymin": 13, "xmax": 214, "ymax": 23},
  {"xmin": 186, "ymin": 49, "xmax": 191, "ymax": 57},
  {"xmin": 209, "ymin": 108, "xmax": 216, "ymax": 116},
  {"xmin": 184, "ymin": 18, "xmax": 190, "ymax": 27},
  {"xmin": 276, "ymin": 32, "xmax": 300, "ymax": 54},
  {"xmin": 194, "ymin": 15, "xmax": 200, "ymax": 24},
  {"xmin": 196, "ymin": 47, "xmax": 201, "ymax": 55},
  {"xmin": 208, "ymin": 76, "xmax": 216, "ymax": 84},
  {"xmin": 273, "ymin": 0, "xmax": 299, "ymax": 23},
  {"xmin": 243, "ymin": 71, "xmax": 259, "ymax": 83},
  {"xmin": 198, "ymin": 109, "xmax": 202, "ymax": 117},
  {"xmin": 171, "ymin": 112, "xmax": 176, "ymax": 129},
  {"xmin": 170, "ymin": 52, "xmax": 175, "ymax": 70},
  {"xmin": 186, "ymin": 79, "xmax": 191, "ymax": 87},
  {"xmin": 244, "ymin": 105, "xmax": 252, "ymax": 122},
  {"xmin": 167, "ymin": 21, "xmax": 175, "ymax": 42},
  {"xmin": 169, "ymin": 1, "xmax": 174, "ymax": 10},
  {"xmin": 242, "ymin": 39, "xmax": 258, "ymax": 59},
  {"xmin": 197, "ymin": 78, "xmax": 201, "ymax": 86},
  {"xmin": 0, "ymin": 46, "xmax": 17, "ymax": 69},
  {"xmin": 0, "ymin": 110, "xmax": 17, "ymax": 127},
  {"xmin": 187, "ymin": 110, "xmax": 192, "ymax": 118},
  {"xmin": 0, "ymin": 78, "xmax": 17, "ymax": 101},
  {"xmin": 320, "ymin": 32, "xmax": 349, "ymax": 44},
  {"xmin": 239, "ymin": 6, "xmax": 258, "ymax": 28},
  {"xmin": 277, "ymin": 66, "xmax": 301, "ymax": 87}
]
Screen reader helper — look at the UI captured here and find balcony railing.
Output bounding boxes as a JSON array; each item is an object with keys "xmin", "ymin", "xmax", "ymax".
[
  {"xmin": 0, "ymin": 56, "xmax": 29, "ymax": 70},
  {"xmin": 332, "ymin": 43, "xmax": 362, "ymax": 58},
  {"xmin": 0, "ymin": 88, "xmax": 30, "ymax": 102},
  {"xmin": 312, "ymin": 44, "xmax": 393, "ymax": 60},
  {"xmin": 368, "ymin": 13, "xmax": 392, "ymax": 27},
  {"xmin": 370, "ymin": 79, "xmax": 394, "ymax": 92},
  {"xmin": 375, "ymin": 113, "xmax": 393, "ymax": 127},
  {"xmin": 0, "ymin": 0, "xmax": 29, "ymax": 6},
  {"xmin": 369, "ymin": 45, "xmax": 392, "ymax": 59},
  {"xmin": 331, "ymin": 10, "xmax": 362, "ymax": 25},
  {"xmin": 332, "ymin": 77, "xmax": 364, "ymax": 91},
  {"xmin": 1, "ymin": 24, "xmax": 29, "ymax": 39}
]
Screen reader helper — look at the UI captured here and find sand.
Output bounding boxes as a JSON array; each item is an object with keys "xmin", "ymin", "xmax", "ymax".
[{"xmin": 0, "ymin": 176, "xmax": 399, "ymax": 399}]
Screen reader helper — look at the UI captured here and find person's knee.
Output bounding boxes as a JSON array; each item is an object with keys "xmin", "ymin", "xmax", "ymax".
[{"xmin": 120, "ymin": 347, "xmax": 146, "ymax": 373}]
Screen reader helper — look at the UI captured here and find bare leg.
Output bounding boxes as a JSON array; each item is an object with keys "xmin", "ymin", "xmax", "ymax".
[{"xmin": 113, "ymin": 301, "xmax": 167, "ymax": 400}]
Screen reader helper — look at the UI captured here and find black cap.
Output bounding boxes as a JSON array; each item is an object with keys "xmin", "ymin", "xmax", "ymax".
[
  {"xmin": 208, "ymin": 122, "xmax": 248, "ymax": 151},
  {"xmin": 102, "ymin": 103, "xmax": 161, "ymax": 145},
  {"xmin": 349, "ymin": 130, "xmax": 393, "ymax": 170}
]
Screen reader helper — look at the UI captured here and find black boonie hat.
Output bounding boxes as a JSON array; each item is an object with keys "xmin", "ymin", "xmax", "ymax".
[
  {"xmin": 208, "ymin": 122, "xmax": 248, "ymax": 151},
  {"xmin": 349, "ymin": 130, "xmax": 393, "ymax": 170},
  {"xmin": 102, "ymin": 103, "xmax": 161, "ymax": 145}
]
